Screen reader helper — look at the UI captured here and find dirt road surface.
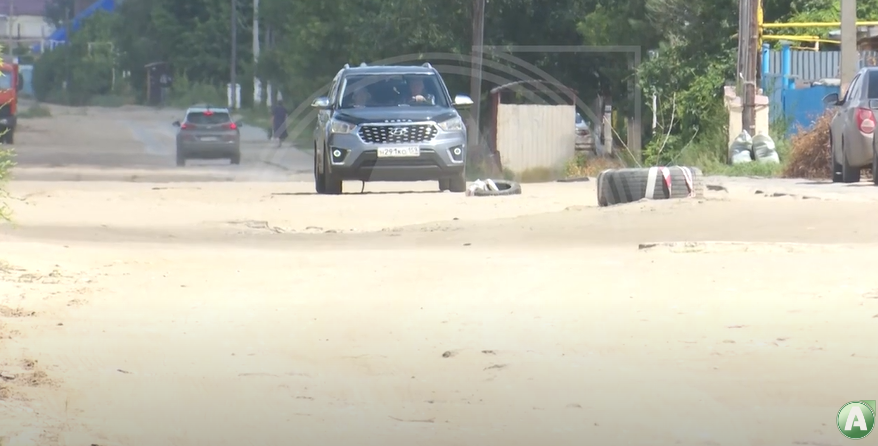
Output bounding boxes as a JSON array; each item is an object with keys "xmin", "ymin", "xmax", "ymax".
[{"xmin": 2, "ymin": 104, "xmax": 878, "ymax": 446}]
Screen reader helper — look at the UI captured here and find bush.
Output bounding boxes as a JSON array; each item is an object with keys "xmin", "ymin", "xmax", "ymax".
[
  {"xmin": 19, "ymin": 103, "xmax": 51, "ymax": 118},
  {"xmin": 564, "ymin": 152, "xmax": 625, "ymax": 177},
  {"xmin": 782, "ymin": 112, "xmax": 832, "ymax": 179},
  {"xmin": 0, "ymin": 144, "xmax": 11, "ymax": 221},
  {"xmin": 31, "ymin": 11, "xmax": 118, "ymax": 105},
  {"xmin": 89, "ymin": 94, "xmax": 134, "ymax": 107}
]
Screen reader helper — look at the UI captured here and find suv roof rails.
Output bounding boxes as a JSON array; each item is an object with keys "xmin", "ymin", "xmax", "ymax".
[
  {"xmin": 343, "ymin": 63, "xmax": 350, "ymax": 69},
  {"xmin": 422, "ymin": 62, "xmax": 432, "ymax": 68},
  {"xmin": 360, "ymin": 62, "xmax": 367, "ymax": 67}
]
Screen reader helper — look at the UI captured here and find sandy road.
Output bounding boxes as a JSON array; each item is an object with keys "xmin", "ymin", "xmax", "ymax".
[
  {"xmin": 2, "ymin": 106, "xmax": 878, "ymax": 446},
  {"xmin": 12, "ymin": 102, "xmax": 313, "ymax": 182}
]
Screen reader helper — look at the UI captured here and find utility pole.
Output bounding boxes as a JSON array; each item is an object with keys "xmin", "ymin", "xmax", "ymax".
[
  {"xmin": 840, "ymin": 0, "xmax": 857, "ymax": 94},
  {"xmin": 468, "ymin": 0, "xmax": 486, "ymax": 156},
  {"xmin": 737, "ymin": 0, "xmax": 757, "ymax": 138},
  {"xmin": 230, "ymin": 0, "xmax": 237, "ymax": 108},
  {"xmin": 7, "ymin": 0, "xmax": 13, "ymax": 59},
  {"xmin": 736, "ymin": 0, "xmax": 748, "ymax": 137},
  {"xmin": 252, "ymin": 0, "xmax": 261, "ymax": 106},
  {"xmin": 746, "ymin": 0, "xmax": 758, "ymax": 136}
]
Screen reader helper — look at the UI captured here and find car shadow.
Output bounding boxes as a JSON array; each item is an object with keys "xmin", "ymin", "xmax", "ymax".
[
  {"xmin": 271, "ymin": 190, "xmax": 443, "ymax": 196},
  {"xmin": 796, "ymin": 180, "xmax": 878, "ymax": 187}
]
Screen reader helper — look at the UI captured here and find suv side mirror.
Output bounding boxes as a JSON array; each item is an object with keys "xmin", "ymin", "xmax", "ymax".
[
  {"xmin": 453, "ymin": 94, "xmax": 474, "ymax": 107},
  {"xmin": 823, "ymin": 93, "xmax": 840, "ymax": 106},
  {"xmin": 172, "ymin": 120, "xmax": 181, "ymax": 126},
  {"xmin": 311, "ymin": 97, "xmax": 331, "ymax": 109}
]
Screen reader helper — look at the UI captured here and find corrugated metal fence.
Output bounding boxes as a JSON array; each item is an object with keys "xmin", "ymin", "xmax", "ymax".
[
  {"xmin": 766, "ymin": 50, "xmax": 878, "ymax": 81},
  {"xmin": 495, "ymin": 104, "xmax": 575, "ymax": 173}
]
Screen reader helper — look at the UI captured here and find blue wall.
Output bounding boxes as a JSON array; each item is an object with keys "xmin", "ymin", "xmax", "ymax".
[
  {"xmin": 762, "ymin": 43, "xmax": 836, "ymax": 137},
  {"xmin": 782, "ymin": 85, "xmax": 837, "ymax": 136}
]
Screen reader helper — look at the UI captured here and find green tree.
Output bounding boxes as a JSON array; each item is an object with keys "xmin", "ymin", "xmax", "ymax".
[{"xmin": 32, "ymin": 11, "xmax": 119, "ymax": 104}]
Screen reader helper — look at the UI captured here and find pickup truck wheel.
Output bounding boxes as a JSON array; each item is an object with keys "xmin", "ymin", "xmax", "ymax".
[
  {"xmin": 438, "ymin": 178, "xmax": 450, "ymax": 191},
  {"xmin": 448, "ymin": 171, "xmax": 466, "ymax": 193}
]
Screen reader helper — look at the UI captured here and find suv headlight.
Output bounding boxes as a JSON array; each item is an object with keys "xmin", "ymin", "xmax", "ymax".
[
  {"xmin": 330, "ymin": 119, "xmax": 356, "ymax": 133},
  {"xmin": 437, "ymin": 117, "xmax": 463, "ymax": 131}
]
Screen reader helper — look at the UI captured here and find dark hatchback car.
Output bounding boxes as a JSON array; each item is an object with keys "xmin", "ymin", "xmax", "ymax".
[{"xmin": 173, "ymin": 105, "xmax": 242, "ymax": 166}]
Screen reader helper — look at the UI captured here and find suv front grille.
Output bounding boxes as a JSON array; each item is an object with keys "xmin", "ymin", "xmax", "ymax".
[{"xmin": 359, "ymin": 124, "xmax": 437, "ymax": 144}]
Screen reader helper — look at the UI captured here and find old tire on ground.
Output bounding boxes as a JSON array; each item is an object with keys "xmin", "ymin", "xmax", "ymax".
[
  {"xmin": 472, "ymin": 179, "xmax": 521, "ymax": 196},
  {"xmin": 595, "ymin": 169, "xmax": 612, "ymax": 206},
  {"xmin": 596, "ymin": 166, "xmax": 703, "ymax": 207}
]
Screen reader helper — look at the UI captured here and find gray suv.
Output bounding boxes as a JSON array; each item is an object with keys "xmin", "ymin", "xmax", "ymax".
[
  {"xmin": 311, "ymin": 63, "xmax": 473, "ymax": 194},
  {"xmin": 173, "ymin": 105, "xmax": 242, "ymax": 166}
]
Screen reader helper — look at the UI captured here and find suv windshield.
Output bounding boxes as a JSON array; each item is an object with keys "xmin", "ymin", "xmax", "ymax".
[
  {"xmin": 339, "ymin": 73, "xmax": 448, "ymax": 108},
  {"xmin": 186, "ymin": 111, "xmax": 231, "ymax": 125}
]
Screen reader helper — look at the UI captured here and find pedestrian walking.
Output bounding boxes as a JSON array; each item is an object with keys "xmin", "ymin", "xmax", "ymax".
[{"xmin": 271, "ymin": 99, "xmax": 289, "ymax": 147}]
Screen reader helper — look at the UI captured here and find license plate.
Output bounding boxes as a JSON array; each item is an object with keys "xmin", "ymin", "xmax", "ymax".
[
  {"xmin": 200, "ymin": 136, "xmax": 218, "ymax": 141},
  {"xmin": 377, "ymin": 147, "xmax": 420, "ymax": 157}
]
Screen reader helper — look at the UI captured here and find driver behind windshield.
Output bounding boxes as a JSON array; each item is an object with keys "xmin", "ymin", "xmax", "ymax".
[
  {"xmin": 405, "ymin": 77, "xmax": 435, "ymax": 105},
  {"xmin": 351, "ymin": 87, "xmax": 370, "ymax": 107}
]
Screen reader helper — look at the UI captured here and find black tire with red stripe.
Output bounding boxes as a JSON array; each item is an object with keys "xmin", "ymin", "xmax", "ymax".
[{"xmin": 596, "ymin": 166, "xmax": 703, "ymax": 207}]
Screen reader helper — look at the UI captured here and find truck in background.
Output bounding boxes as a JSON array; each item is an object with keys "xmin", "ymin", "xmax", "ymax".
[{"xmin": 0, "ymin": 62, "xmax": 22, "ymax": 144}]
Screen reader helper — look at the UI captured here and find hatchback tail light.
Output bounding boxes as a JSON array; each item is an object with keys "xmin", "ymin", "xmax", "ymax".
[
  {"xmin": 225, "ymin": 122, "xmax": 237, "ymax": 130},
  {"xmin": 857, "ymin": 107, "xmax": 875, "ymax": 133},
  {"xmin": 180, "ymin": 123, "xmax": 191, "ymax": 129}
]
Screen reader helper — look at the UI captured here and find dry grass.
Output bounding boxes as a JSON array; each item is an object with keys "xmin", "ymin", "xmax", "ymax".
[
  {"xmin": 503, "ymin": 154, "xmax": 626, "ymax": 183},
  {"xmin": 782, "ymin": 112, "xmax": 832, "ymax": 179},
  {"xmin": 517, "ymin": 167, "xmax": 558, "ymax": 183},
  {"xmin": 564, "ymin": 153, "xmax": 626, "ymax": 178}
]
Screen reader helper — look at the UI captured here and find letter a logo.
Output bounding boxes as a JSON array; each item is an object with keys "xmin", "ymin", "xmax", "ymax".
[{"xmin": 837, "ymin": 401, "xmax": 876, "ymax": 439}]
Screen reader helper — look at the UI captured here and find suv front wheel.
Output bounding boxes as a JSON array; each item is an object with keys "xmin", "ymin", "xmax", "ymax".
[
  {"xmin": 318, "ymin": 147, "xmax": 343, "ymax": 194},
  {"xmin": 314, "ymin": 146, "xmax": 326, "ymax": 193},
  {"xmin": 447, "ymin": 172, "xmax": 466, "ymax": 193}
]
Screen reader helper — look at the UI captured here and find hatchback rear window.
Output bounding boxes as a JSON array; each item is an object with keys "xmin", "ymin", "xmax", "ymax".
[
  {"xmin": 186, "ymin": 111, "xmax": 231, "ymax": 125},
  {"xmin": 867, "ymin": 71, "xmax": 878, "ymax": 99}
]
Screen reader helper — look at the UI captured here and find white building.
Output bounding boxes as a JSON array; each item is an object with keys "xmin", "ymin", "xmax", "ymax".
[{"xmin": 0, "ymin": 0, "xmax": 54, "ymax": 47}]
